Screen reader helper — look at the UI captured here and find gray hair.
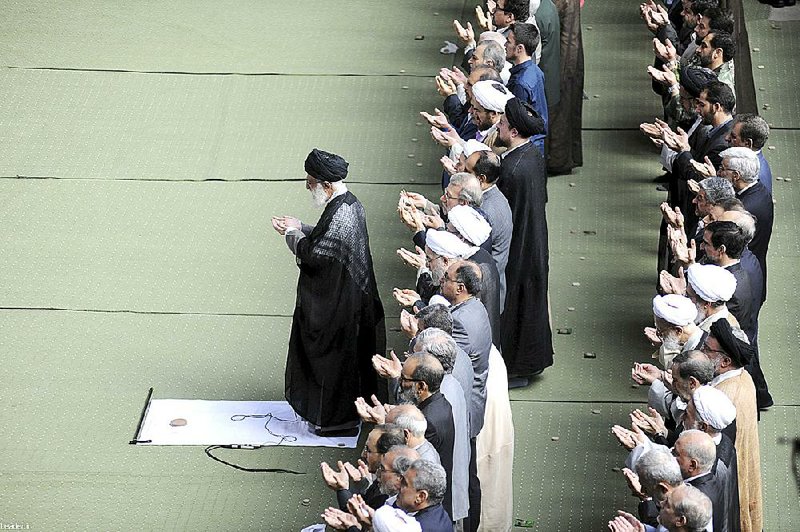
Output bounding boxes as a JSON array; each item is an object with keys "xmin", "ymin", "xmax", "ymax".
[
  {"xmin": 723, "ymin": 209, "xmax": 756, "ymax": 244},
  {"xmin": 408, "ymin": 459, "xmax": 447, "ymax": 505},
  {"xmin": 720, "ymin": 146, "xmax": 760, "ymax": 184},
  {"xmin": 635, "ymin": 448, "xmax": 683, "ymax": 497},
  {"xmin": 698, "ymin": 176, "xmax": 735, "ymax": 204},
  {"xmin": 415, "ymin": 328, "xmax": 458, "ymax": 373},
  {"xmin": 677, "ymin": 429, "xmax": 716, "ymax": 473},
  {"xmin": 479, "ymin": 40, "xmax": 507, "ymax": 73},
  {"xmin": 394, "ymin": 454, "xmax": 416, "ymax": 476},
  {"xmin": 415, "ymin": 305, "xmax": 453, "ymax": 335},
  {"xmin": 734, "ymin": 113, "xmax": 769, "ymax": 150},
  {"xmin": 672, "ymin": 484, "xmax": 713, "ymax": 532},
  {"xmin": 391, "ymin": 406, "xmax": 428, "ymax": 438},
  {"xmin": 449, "ymin": 172, "xmax": 483, "ymax": 207}
]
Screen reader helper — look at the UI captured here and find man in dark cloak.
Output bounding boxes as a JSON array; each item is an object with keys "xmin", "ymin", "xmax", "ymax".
[
  {"xmin": 495, "ymin": 98, "xmax": 554, "ymax": 388},
  {"xmin": 271, "ymin": 149, "xmax": 385, "ymax": 434}
]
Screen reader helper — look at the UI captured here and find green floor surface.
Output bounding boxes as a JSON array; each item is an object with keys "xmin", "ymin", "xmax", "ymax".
[
  {"xmin": 0, "ymin": 69, "xmax": 447, "ymax": 183},
  {"xmin": 0, "ymin": 0, "xmax": 468, "ymax": 76}
]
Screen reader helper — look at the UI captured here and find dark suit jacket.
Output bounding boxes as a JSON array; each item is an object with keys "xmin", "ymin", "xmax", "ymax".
[
  {"xmin": 414, "ymin": 503, "xmax": 454, "ymax": 531},
  {"xmin": 417, "ymin": 392, "xmax": 456, "ymax": 519},
  {"xmin": 671, "ymin": 119, "xmax": 734, "ymax": 238},
  {"xmin": 336, "ymin": 480, "xmax": 388, "ymax": 512},
  {"xmin": 690, "ymin": 470, "xmax": 736, "ymax": 532},
  {"xmin": 713, "ymin": 433, "xmax": 741, "ymax": 532},
  {"xmin": 725, "ymin": 262, "xmax": 757, "ymax": 343},
  {"xmin": 737, "ymin": 181, "xmax": 773, "ymax": 300}
]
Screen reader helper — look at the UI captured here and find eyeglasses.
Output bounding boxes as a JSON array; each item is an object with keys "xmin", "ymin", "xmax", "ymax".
[
  {"xmin": 377, "ymin": 465, "xmax": 402, "ymax": 477},
  {"xmin": 399, "ymin": 375, "xmax": 423, "ymax": 384},
  {"xmin": 443, "ymin": 275, "xmax": 462, "ymax": 284}
]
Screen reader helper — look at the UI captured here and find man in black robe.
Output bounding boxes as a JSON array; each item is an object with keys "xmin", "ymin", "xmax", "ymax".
[
  {"xmin": 495, "ymin": 98, "xmax": 554, "ymax": 387},
  {"xmin": 271, "ymin": 148, "xmax": 385, "ymax": 434}
]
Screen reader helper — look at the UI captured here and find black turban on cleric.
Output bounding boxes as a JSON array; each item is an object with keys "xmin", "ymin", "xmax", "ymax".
[
  {"xmin": 680, "ymin": 66, "xmax": 718, "ymax": 98},
  {"xmin": 709, "ymin": 318, "xmax": 755, "ymax": 368},
  {"xmin": 304, "ymin": 148, "xmax": 349, "ymax": 182},
  {"xmin": 504, "ymin": 98, "xmax": 546, "ymax": 138}
]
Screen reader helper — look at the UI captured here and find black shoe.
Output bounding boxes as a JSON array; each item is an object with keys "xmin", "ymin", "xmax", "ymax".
[
  {"xmin": 653, "ymin": 172, "xmax": 670, "ymax": 183},
  {"xmin": 507, "ymin": 377, "xmax": 532, "ymax": 389}
]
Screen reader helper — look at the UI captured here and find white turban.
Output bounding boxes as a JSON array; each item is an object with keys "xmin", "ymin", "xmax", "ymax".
[
  {"xmin": 426, "ymin": 228, "xmax": 477, "ymax": 258},
  {"xmin": 653, "ymin": 294, "xmax": 698, "ymax": 327},
  {"xmin": 373, "ymin": 506, "xmax": 422, "ymax": 532},
  {"xmin": 692, "ymin": 385, "xmax": 736, "ymax": 431},
  {"xmin": 471, "ymin": 80, "xmax": 514, "ymax": 112},
  {"xmin": 463, "ymin": 139, "xmax": 492, "ymax": 158},
  {"xmin": 686, "ymin": 263, "xmax": 737, "ymax": 303},
  {"xmin": 447, "ymin": 205, "xmax": 492, "ymax": 246}
]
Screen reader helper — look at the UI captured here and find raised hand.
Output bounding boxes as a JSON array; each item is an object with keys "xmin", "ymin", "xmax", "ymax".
[
  {"xmin": 632, "ymin": 361, "xmax": 662, "ymax": 384},
  {"xmin": 320, "ymin": 460, "xmax": 350, "ymax": 490},
  {"xmin": 400, "ymin": 308, "xmax": 419, "ymax": 338},
  {"xmin": 659, "ymin": 266, "xmax": 687, "ymax": 295},
  {"xmin": 453, "ymin": 19, "xmax": 475, "ymax": 46},
  {"xmin": 397, "ymin": 246, "xmax": 426, "ymax": 270},
  {"xmin": 372, "ymin": 350, "xmax": 403, "ymax": 379},
  {"xmin": 435, "ymin": 75, "xmax": 457, "ymax": 97},
  {"xmin": 475, "ymin": 4, "xmax": 493, "ymax": 32}
]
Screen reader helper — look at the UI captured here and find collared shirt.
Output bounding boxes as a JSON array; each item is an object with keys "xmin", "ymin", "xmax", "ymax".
[{"xmin": 710, "ymin": 367, "xmax": 744, "ymax": 387}]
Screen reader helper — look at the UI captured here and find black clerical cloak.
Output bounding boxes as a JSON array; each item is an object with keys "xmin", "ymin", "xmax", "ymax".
[
  {"xmin": 497, "ymin": 142, "xmax": 554, "ymax": 375},
  {"xmin": 285, "ymin": 191, "xmax": 385, "ymax": 428}
]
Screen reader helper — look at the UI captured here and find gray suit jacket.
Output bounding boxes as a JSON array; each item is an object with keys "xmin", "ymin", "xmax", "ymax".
[
  {"xmin": 441, "ymin": 374, "xmax": 470, "ymax": 521},
  {"xmin": 451, "ymin": 298, "xmax": 491, "ymax": 435},
  {"xmin": 480, "ymin": 185, "xmax": 512, "ymax": 307},
  {"xmin": 453, "ymin": 347, "xmax": 482, "ymax": 437}
]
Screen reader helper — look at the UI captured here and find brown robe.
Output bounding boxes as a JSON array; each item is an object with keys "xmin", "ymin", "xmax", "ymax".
[
  {"xmin": 714, "ymin": 369, "xmax": 762, "ymax": 532},
  {"xmin": 547, "ymin": 0, "xmax": 584, "ymax": 174}
]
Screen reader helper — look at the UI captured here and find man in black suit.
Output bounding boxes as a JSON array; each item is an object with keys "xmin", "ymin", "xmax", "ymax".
[
  {"xmin": 700, "ymin": 221, "xmax": 758, "ymax": 343},
  {"xmin": 717, "ymin": 147, "xmax": 773, "ymax": 302},
  {"xmin": 399, "ymin": 353, "xmax": 457, "ymax": 523}
]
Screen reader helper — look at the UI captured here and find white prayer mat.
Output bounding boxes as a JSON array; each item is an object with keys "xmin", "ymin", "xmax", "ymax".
[{"xmin": 135, "ymin": 399, "xmax": 360, "ymax": 448}]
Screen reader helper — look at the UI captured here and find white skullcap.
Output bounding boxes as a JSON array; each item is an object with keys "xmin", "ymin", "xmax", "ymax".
[
  {"xmin": 472, "ymin": 80, "xmax": 515, "ymax": 112},
  {"xmin": 463, "ymin": 139, "xmax": 492, "ymax": 158},
  {"xmin": 373, "ymin": 506, "xmax": 422, "ymax": 532},
  {"xmin": 426, "ymin": 228, "xmax": 478, "ymax": 258},
  {"xmin": 686, "ymin": 263, "xmax": 737, "ymax": 303},
  {"xmin": 692, "ymin": 385, "xmax": 736, "ymax": 431},
  {"xmin": 447, "ymin": 205, "xmax": 492, "ymax": 246},
  {"xmin": 653, "ymin": 294, "xmax": 698, "ymax": 327}
]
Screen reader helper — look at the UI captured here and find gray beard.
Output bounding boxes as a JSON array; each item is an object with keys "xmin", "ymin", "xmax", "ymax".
[
  {"xmin": 311, "ymin": 186, "xmax": 329, "ymax": 208},
  {"xmin": 662, "ymin": 333, "xmax": 682, "ymax": 353},
  {"xmin": 399, "ymin": 386, "xmax": 420, "ymax": 405},
  {"xmin": 430, "ymin": 263, "xmax": 446, "ymax": 286}
]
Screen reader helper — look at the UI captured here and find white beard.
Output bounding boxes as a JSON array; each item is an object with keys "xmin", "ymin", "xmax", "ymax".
[{"xmin": 310, "ymin": 186, "xmax": 329, "ymax": 208}]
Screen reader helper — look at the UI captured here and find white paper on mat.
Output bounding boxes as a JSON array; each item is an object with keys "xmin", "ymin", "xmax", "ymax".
[{"xmin": 137, "ymin": 399, "xmax": 360, "ymax": 448}]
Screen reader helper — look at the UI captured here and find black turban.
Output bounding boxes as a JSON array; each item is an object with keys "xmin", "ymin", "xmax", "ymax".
[
  {"xmin": 680, "ymin": 66, "xmax": 718, "ymax": 98},
  {"xmin": 709, "ymin": 318, "xmax": 754, "ymax": 368},
  {"xmin": 304, "ymin": 148, "xmax": 349, "ymax": 182},
  {"xmin": 504, "ymin": 98, "xmax": 545, "ymax": 138}
]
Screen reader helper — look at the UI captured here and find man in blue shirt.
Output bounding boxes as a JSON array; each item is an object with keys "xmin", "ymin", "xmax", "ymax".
[{"xmin": 504, "ymin": 22, "xmax": 549, "ymax": 155}]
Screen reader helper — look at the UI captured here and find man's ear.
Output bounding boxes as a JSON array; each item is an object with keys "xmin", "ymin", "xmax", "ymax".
[{"xmin": 417, "ymin": 489, "xmax": 430, "ymax": 505}]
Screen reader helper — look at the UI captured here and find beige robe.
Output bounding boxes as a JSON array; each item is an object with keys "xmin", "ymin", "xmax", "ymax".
[
  {"xmin": 476, "ymin": 346, "xmax": 515, "ymax": 532},
  {"xmin": 714, "ymin": 369, "xmax": 762, "ymax": 532}
]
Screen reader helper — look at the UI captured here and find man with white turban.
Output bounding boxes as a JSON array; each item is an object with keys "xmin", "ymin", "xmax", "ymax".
[
  {"xmin": 470, "ymin": 80, "xmax": 515, "ymax": 150},
  {"xmin": 631, "ymin": 294, "xmax": 705, "ymax": 422},
  {"xmin": 685, "ymin": 263, "xmax": 739, "ymax": 332}
]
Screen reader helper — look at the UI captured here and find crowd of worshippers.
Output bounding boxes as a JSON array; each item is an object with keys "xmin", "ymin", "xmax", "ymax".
[
  {"xmin": 313, "ymin": 2, "xmax": 586, "ymax": 531},
  {"xmin": 602, "ymin": 2, "xmax": 775, "ymax": 531}
]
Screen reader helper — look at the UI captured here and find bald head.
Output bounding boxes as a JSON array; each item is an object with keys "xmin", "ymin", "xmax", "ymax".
[{"xmin": 674, "ymin": 429, "xmax": 716, "ymax": 478}]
